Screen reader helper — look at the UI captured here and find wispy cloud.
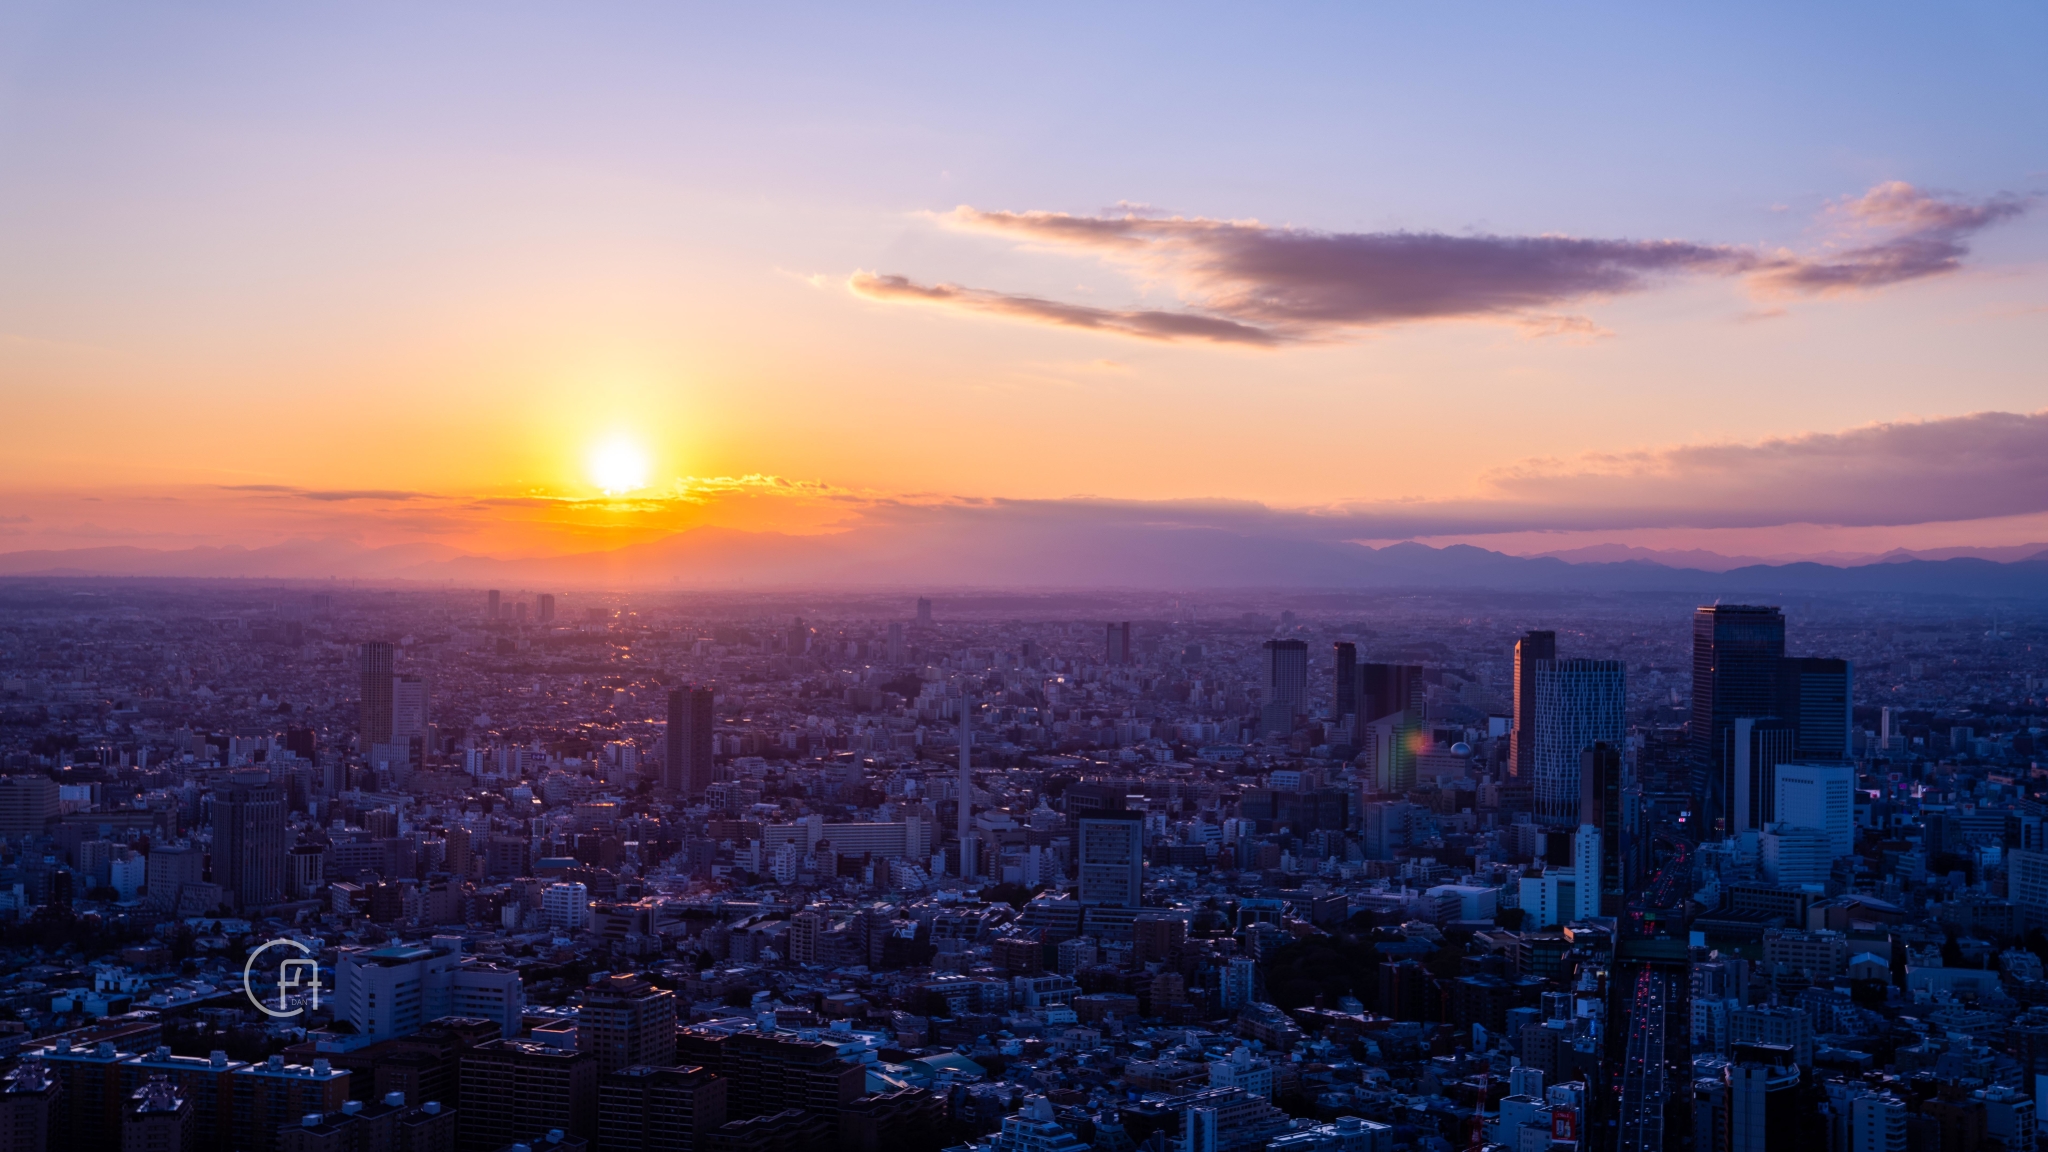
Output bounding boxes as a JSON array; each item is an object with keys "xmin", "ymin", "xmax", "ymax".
[
  {"xmin": 852, "ymin": 183, "xmax": 2028, "ymax": 345},
  {"xmin": 848, "ymin": 273, "xmax": 1280, "ymax": 346},
  {"xmin": 220, "ymin": 484, "xmax": 430, "ymax": 502}
]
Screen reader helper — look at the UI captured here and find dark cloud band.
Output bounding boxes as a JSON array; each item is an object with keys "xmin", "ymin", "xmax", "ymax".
[{"xmin": 853, "ymin": 183, "xmax": 2027, "ymax": 344}]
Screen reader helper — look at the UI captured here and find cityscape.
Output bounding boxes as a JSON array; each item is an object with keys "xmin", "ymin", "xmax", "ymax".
[
  {"xmin": 2, "ymin": 6, "xmax": 2045, "ymax": 1152},
  {"xmin": 0, "ymin": 581, "xmax": 2041, "ymax": 1152}
]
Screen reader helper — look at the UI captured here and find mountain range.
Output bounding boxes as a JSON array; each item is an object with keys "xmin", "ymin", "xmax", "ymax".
[{"xmin": 2, "ymin": 529, "xmax": 2046, "ymax": 596}]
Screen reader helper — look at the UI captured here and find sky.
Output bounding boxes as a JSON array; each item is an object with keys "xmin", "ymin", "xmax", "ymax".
[{"xmin": 2, "ymin": 3, "xmax": 2046, "ymax": 571}]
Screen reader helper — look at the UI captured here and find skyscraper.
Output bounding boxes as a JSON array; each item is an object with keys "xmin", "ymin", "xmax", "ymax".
[
  {"xmin": 1579, "ymin": 742, "xmax": 1624, "ymax": 916},
  {"xmin": 957, "ymin": 699, "xmax": 974, "ymax": 879},
  {"xmin": 535, "ymin": 593, "xmax": 556, "ymax": 623},
  {"xmin": 1511, "ymin": 630, "xmax": 1557, "ymax": 780},
  {"xmin": 915, "ymin": 597, "xmax": 932, "ymax": 625},
  {"xmin": 1533, "ymin": 659, "xmax": 1625, "ymax": 827},
  {"xmin": 1692, "ymin": 605, "xmax": 1785, "ymax": 833},
  {"xmin": 887, "ymin": 622, "xmax": 905, "ymax": 664},
  {"xmin": 1076, "ymin": 812, "xmax": 1143, "ymax": 906},
  {"xmin": 578, "ymin": 974, "xmax": 677, "ymax": 1075},
  {"xmin": 1356, "ymin": 662, "xmax": 1422, "ymax": 725},
  {"xmin": 1331, "ymin": 642, "xmax": 1358, "ymax": 723},
  {"xmin": 1772, "ymin": 761, "xmax": 1853, "ymax": 855},
  {"xmin": 665, "ymin": 687, "xmax": 714, "ymax": 797},
  {"xmin": 1775, "ymin": 657, "xmax": 1854, "ymax": 762},
  {"xmin": 392, "ymin": 674, "xmax": 429, "ymax": 759},
  {"xmin": 486, "ymin": 589, "xmax": 501, "ymax": 620},
  {"xmin": 1729, "ymin": 717, "xmax": 1796, "ymax": 835},
  {"xmin": 1260, "ymin": 640, "xmax": 1309, "ymax": 728},
  {"xmin": 214, "ymin": 769, "xmax": 285, "ymax": 910},
  {"xmin": 359, "ymin": 641, "xmax": 395, "ymax": 747},
  {"xmin": 1106, "ymin": 622, "xmax": 1132, "ymax": 666}
]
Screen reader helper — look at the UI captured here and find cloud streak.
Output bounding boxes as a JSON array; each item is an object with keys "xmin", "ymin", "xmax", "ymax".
[
  {"xmin": 848, "ymin": 273, "xmax": 1281, "ymax": 346},
  {"xmin": 853, "ymin": 183, "xmax": 2027, "ymax": 345}
]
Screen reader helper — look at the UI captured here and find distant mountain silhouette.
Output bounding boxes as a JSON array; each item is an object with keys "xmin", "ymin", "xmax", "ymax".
[{"xmin": 4, "ymin": 527, "xmax": 2046, "ymax": 595}]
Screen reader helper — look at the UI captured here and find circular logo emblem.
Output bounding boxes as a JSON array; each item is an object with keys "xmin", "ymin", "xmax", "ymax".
[{"xmin": 243, "ymin": 938, "xmax": 320, "ymax": 1018}]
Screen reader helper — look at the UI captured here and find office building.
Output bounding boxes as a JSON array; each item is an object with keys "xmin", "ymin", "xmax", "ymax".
[
  {"xmin": 1850, "ymin": 1094, "xmax": 1907, "ymax": 1152},
  {"xmin": 1260, "ymin": 639, "xmax": 1308, "ymax": 732},
  {"xmin": 597, "ymin": 1065, "xmax": 726, "ymax": 1152},
  {"xmin": 1579, "ymin": 742, "xmax": 1624, "ymax": 916},
  {"xmin": 1729, "ymin": 717, "xmax": 1796, "ymax": 835},
  {"xmin": 665, "ymin": 687, "xmax": 715, "ymax": 798},
  {"xmin": 145, "ymin": 843, "xmax": 203, "ymax": 911},
  {"xmin": 915, "ymin": 597, "xmax": 932, "ymax": 625},
  {"xmin": 486, "ymin": 590, "xmax": 501, "ymax": 621},
  {"xmin": 458, "ymin": 1040, "xmax": 596, "ymax": 1152},
  {"xmin": 2013, "ymin": 850, "xmax": 2048, "ymax": 930},
  {"xmin": 1772, "ymin": 762, "xmax": 1854, "ymax": 856},
  {"xmin": 886, "ymin": 622, "xmax": 904, "ymax": 664},
  {"xmin": 360, "ymin": 641, "xmax": 396, "ymax": 747},
  {"xmin": 1723, "ymin": 1049, "xmax": 1801, "ymax": 1152},
  {"xmin": 334, "ymin": 942, "xmax": 526, "ymax": 1039},
  {"xmin": 1777, "ymin": 657, "xmax": 1854, "ymax": 761},
  {"xmin": 1331, "ymin": 642, "xmax": 1358, "ymax": 724},
  {"xmin": 1532, "ymin": 659, "xmax": 1625, "ymax": 828},
  {"xmin": 232, "ymin": 1058, "xmax": 353, "ymax": 1152},
  {"xmin": 673, "ymin": 1032, "xmax": 863, "ymax": 1123},
  {"xmin": 1106, "ymin": 622, "xmax": 1132, "ymax": 666},
  {"xmin": 123, "ymin": 1076, "xmax": 191, "ymax": 1152},
  {"xmin": 578, "ymin": 975, "xmax": 676, "ymax": 1075},
  {"xmin": 213, "ymin": 769, "xmax": 286, "ymax": 910},
  {"xmin": 1692, "ymin": 606, "xmax": 1786, "ymax": 833},
  {"xmin": 392, "ymin": 675, "xmax": 430, "ymax": 762},
  {"xmin": 1, "ymin": 1059, "xmax": 58, "ymax": 1152},
  {"xmin": 543, "ymin": 882, "xmax": 590, "ymax": 933},
  {"xmin": 1076, "ymin": 812, "xmax": 1143, "ymax": 907},
  {"xmin": 1357, "ymin": 662, "xmax": 1422, "ymax": 726},
  {"xmin": 0, "ymin": 774, "xmax": 58, "ymax": 839},
  {"xmin": 535, "ymin": 593, "xmax": 555, "ymax": 623},
  {"xmin": 1511, "ymin": 630, "xmax": 1556, "ymax": 781},
  {"xmin": 1761, "ymin": 825, "xmax": 1831, "ymax": 886}
]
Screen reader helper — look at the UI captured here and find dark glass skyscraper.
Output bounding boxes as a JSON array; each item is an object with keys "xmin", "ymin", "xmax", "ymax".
[
  {"xmin": 1260, "ymin": 639, "xmax": 1309, "ymax": 730},
  {"xmin": 1357, "ymin": 662, "xmax": 1422, "ymax": 723},
  {"xmin": 1775, "ymin": 656, "xmax": 1854, "ymax": 761},
  {"xmin": 1691, "ymin": 605, "xmax": 1785, "ymax": 834},
  {"xmin": 358, "ymin": 640, "xmax": 394, "ymax": 747},
  {"xmin": 665, "ymin": 686, "xmax": 715, "ymax": 797},
  {"xmin": 1331, "ymin": 641, "xmax": 1358, "ymax": 723},
  {"xmin": 1106, "ymin": 622, "xmax": 1132, "ymax": 665},
  {"xmin": 214, "ymin": 768, "xmax": 285, "ymax": 910},
  {"xmin": 1511, "ymin": 630, "xmax": 1556, "ymax": 780}
]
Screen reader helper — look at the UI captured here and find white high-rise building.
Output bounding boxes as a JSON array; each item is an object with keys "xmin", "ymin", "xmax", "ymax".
[
  {"xmin": 334, "ymin": 938, "xmax": 525, "ymax": 1038},
  {"xmin": 1532, "ymin": 660, "xmax": 1625, "ymax": 827},
  {"xmin": 541, "ymin": 881, "xmax": 589, "ymax": 932},
  {"xmin": 1221, "ymin": 957, "xmax": 1258, "ymax": 1010},
  {"xmin": 1850, "ymin": 1094, "xmax": 1907, "ymax": 1152},
  {"xmin": 1773, "ymin": 762, "xmax": 1853, "ymax": 855},
  {"xmin": 1570, "ymin": 825, "xmax": 1603, "ymax": 922}
]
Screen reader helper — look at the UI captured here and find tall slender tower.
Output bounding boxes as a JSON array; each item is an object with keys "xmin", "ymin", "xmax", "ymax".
[
  {"xmin": 358, "ymin": 641, "xmax": 394, "ymax": 748},
  {"xmin": 1331, "ymin": 641, "xmax": 1358, "ymax": 724},
  {"xmin": 1511, "ymin": 630, "xmax": 1556, "ymax": 780},
  {"xmin": 665, "ymin": 686, "xmax": 715, "ymax": 797},
  {"xmin": 958, "ymin": 700, "xmax": 974, "ymax": 879},
  {"xmin": 1692, "ymin": 605, "xmax": 1786, "ymax": 833}
]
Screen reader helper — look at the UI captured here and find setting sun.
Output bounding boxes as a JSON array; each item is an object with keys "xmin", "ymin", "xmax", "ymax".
[{"xmin": 588, "ymin": 436, "xmax": 651, "ymax": 495}]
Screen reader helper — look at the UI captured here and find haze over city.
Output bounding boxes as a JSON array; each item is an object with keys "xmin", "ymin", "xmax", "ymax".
[{"xmin": 2, "ymin": 10, "xmax": 2048, "ymax": 1152}]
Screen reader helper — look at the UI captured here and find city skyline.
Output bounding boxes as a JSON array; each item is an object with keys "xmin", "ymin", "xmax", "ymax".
[{"xmin": 2, "ymin": 5, "xmax": 2045, "ymax": 575}]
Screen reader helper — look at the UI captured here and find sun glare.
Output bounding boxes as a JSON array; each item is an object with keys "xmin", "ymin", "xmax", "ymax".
[{"xmin": 588, "ymin": 437, "xmax": 651, "ymax": 495}]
